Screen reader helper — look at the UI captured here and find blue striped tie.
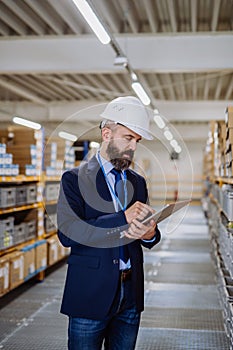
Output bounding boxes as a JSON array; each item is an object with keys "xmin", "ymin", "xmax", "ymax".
[{"xmin": 111, "ymin": 168, "xmax": 129, "ymax": 264}]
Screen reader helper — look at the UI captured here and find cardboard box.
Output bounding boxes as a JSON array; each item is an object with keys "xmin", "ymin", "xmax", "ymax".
[
  {"xmin": 58, "ymin": 240, "xmax": 70, "ymax": 260},
  {"xmin": 21, "ymin": 243, "xmax": 35, "ymax": 280},
  {"xmin": 35, "ymin": 240, "xmax": 47, "ymax": 272},
  {"xmin": 7, "ymin": 251, "xmax": 24, "ymax": 289},
  {"xmin": 0, "ymin": 256, "xmax": 10, "ymax": 296},
  {"xmin": 226, "ymin": 128, "xmax": 233, "ymax": 144},
  {"xmin": 225, "ymin": 106, "xmax": 233, "ymax": 128},
  {"xmin": 47, "ymin": 236, "xmax": 59, "ymax": 266}
]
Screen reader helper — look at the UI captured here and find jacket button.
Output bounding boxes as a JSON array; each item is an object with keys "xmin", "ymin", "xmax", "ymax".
[{"xmin": 113, "ymin": 259, "xmax": 119, "ymax": 264}]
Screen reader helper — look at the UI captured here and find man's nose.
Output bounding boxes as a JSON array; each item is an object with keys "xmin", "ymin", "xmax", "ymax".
[{"xmin": 129, "ymin": 139, "xmax": 137, "ymax": 151}]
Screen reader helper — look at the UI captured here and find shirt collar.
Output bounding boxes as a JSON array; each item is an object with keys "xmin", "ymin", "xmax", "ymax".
[{"xmin": 96, "ymin": 152, "xmax": 114, "ymax": 176}]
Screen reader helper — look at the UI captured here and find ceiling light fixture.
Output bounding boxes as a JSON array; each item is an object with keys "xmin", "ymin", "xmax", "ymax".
[
  {"xmin": 71, "ymin": 0, "xmax": 111, "ymax": 44},
  {"xmin": 13, "ymin": 116, "xmax": 41, "ymax": 130},
  {"xmin": 90, "ymin": 141, "xmax": 100, "ymax": 148},
  {"xmin": 164, "ymin": 129, "xmax": 173, "ymax": 141},
  {"xmin": 131, "ymin": 82, "xmax": 151, "ymax": 106},
  {"xmin": 131, "ymin": 72, "xmax": 138, "ymax": 81},
  {"xmin": 58, "ymin": 131, "xmax": 78, "ymax": 142},
  {"xmin": 114, "ymin": 55, "xmax": 128, "ymax": 66},
  {"xmin": 154, "ymin": 114, "xmax": 165, "ymax": 129},
  {"xmin": 174, "ymin": 145, "xmax": 182, "ymax": 153},
  {"xmin": 170, "ymin": 139, "xmax": 178, "ymax": 148}
]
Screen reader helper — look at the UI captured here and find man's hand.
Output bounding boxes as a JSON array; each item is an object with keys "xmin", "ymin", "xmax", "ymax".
[
  {"xmin": 123, "ymin": 219, "xmax": 156, "ymax": 240},
  {"xmin": 124, "ymin": 201, "xmax": 154, "ymax": 224}
]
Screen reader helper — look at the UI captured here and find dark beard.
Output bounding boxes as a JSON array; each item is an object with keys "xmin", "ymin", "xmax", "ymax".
[{"xmin": 106, "ymin": 142, "xmax": 134, "ymax": 171}]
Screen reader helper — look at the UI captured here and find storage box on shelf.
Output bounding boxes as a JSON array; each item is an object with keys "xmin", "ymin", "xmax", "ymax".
[
  {"xmin": 44, "ymin": 137, "xmax": 75, "ymax": 177},
  {"xmin": 205, "ymin": 154, "xmax": 233, "ymax": 342},
  {"xmin": 0, "ymin": 255, "xmax": 10, "ymax": 296},
  {"xmin": 0, "ymin": 126, "xmax": 72, "ymax": 297},
  {"xmin": 0, "ymin": 127, "xmax": 43, "ymax": 177},
  {"xmin": 47, "ymin": 234, "xmax": 69, "ymax": 266}
]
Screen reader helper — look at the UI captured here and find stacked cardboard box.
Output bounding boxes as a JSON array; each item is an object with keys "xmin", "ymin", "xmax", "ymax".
[
  {"xmin": 44, "ymin": 137, "xmax": 75, "ymax": 177},
  {"xmin": 8, "ymin": 251, "xmax": 24, "ymax": 290},
  {"xmin": 204, "ymin": 107, "xmax": 233, "ymax": 178},
  {"xmin": 0, "ymin": 138, "xmax": 19, "ymax": 176},
  {"xmin": 35, "ymin": 240, "xmax": 47, "ymax": 272},
  {"xmin": 21, "ymin": 243, "xmax": 35, "ymax": 281},
  {"xmin": 5, "ymin": 127, "xmax": 43, "ymax": 176},
  {"xmin": 203, "ymin": 121, "xmax": 215, "ymax": 178},
  {"xmin": 47, "ymin": 234, "xmax": 69, "ymax": 266},
  {"xmin": 225, "ymin": 107, "xmax": 233, "ymax": 177},
  {"xmin": 0, "ymin": 255, "xmax": 9, "ymax": 296}
]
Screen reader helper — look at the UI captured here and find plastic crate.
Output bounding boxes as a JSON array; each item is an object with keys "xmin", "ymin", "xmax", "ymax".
[
  {"xmin": 26, "ymin": 219, "xmax": 37, "ymax": 240},
  {"xmin": 14, "ymin": 222, "xmax": 27, "ymax": 244},
  {"xmin": 26, "ymin": 184, "xmax": 37, "ymax": 204},
  {"xmin": 0, "ymin": 187, "xmax": 16, "ymax": 208},
  {"xmin": 45, "ymin": 213, "xmax": 57, "ymax": 233},
  {"xmin": 45, "ymin": 183, "xmax": 60, "ymax": 201},
  {"xmin": 16, "ymin": 186, "xmax": 27, "ymax": 206},
  {"xmin": 0, "ymin": 217, "xmax": 14, "ymax": 237}
]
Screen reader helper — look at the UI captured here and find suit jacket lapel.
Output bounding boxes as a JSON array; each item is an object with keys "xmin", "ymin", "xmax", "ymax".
[{"xmin": 85, "ymin": 156, "xmax": 113, "ymax": 204}]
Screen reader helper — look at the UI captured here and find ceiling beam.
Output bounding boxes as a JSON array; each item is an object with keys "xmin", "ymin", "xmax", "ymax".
[
  {"xmin": 0, "ymin": 100, "xmax": 230, "ymax": 123},
  {"xmin": 211, "ymin": 0, "xmax": 221, "ymax": 31},
  {"xmin": 118, "ymin": 0, "xmax": 139, "ymax": 33},
  {"xmin": 0, "ymin": 3, "xmax": 27, "ymax": 35},
  {"xmin": 23, "ymin": 0, "xmax": 65, "ymax": 35},
  {"xmin": 145, "ymin": 0, "xmax": 158, "ymax": 33},
  {"xmin": 0, "ymin": 77, "xmax": 47, "ymax": 105},
  {"xmin": 191, "ymin": 0, "xmax": 197, "ymax": 32},
  {"xmin": 225, "ymin": 76, "xmax": 233, "ymax": 100},
  {"xmin": 0, "ymin": 34, "xmax": 232, "ymax": 74},
  {"xmin": 47, "ymin": 0, "xmax": 82, "ymax": 34},
  {"xmin": 167, "ymin": 0, "xmax": 177, "ymax": 32},
  {"xmin": 2, "ymin": 0, "xmax": 46, "ymax": 35}
]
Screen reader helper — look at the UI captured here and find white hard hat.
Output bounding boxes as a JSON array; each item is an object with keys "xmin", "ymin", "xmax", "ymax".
[{"xmin": 100, "ymin": 96, "xmax": 153, "ymax": 140}]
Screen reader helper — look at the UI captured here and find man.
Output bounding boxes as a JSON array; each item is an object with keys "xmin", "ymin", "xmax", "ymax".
[{"xmin": 57, "ymin": 96, "xmax": 161, "ymax": 350}]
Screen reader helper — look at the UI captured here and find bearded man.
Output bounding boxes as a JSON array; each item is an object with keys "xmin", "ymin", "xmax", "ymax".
[{"xmin": 57, "ymin": 96, "xmax": 161, "ymax": 350}]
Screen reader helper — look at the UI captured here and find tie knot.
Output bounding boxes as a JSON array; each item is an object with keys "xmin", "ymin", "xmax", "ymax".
[{"xmin": 110, "ymin": 168, "xmax": 122, "ymax": 180}]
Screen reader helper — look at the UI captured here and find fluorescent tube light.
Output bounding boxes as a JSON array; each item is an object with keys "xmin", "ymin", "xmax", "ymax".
[
  {"xmin": 13, "ymin": 116, "xmax": 41, "ymax": 130},
  {"xmin": 164, "ymin": 129, "xmax": 173, "ymax": 141},
  {"xmin": 131, "ymin": 82, "xmax": 151, "ymax": 106},
  {"xmin": 90, "ymin": 141, "xmax": 100, "ymax": 149},
  {"xmin": 174, "ymin": 145, "xmax": 182, "ymax": 153},
  {"xmin": 131, "ymin": 72, "xmax": 138, "ymax": 81},
  {"xmin": 170, "ymin": 139, "xmax": 178, "ymax": 148},
  {"xmin": 154, "ymin": 114, "xmax": 165, "ymax": 129},
  {"xmin": 71, "ymin": 0, "xmax": 111, "ymax": 44},
  {"xmin": 58, "ymin": 131, "xmax": 77, "ymax": 142}
]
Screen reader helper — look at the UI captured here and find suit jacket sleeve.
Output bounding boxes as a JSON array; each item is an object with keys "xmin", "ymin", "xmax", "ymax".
[{"xmin": 57, "ymin": 169, "xmax": 129, "ymax": 249}]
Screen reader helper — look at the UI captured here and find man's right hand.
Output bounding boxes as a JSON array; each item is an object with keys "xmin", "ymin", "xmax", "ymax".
[{"xmin": 124, "ymin": 201, "xmax": 154, "ymax": 224}]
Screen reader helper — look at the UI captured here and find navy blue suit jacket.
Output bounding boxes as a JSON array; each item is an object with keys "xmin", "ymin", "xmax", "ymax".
[{"xmin": 57, "ymin": 156, "xmax": 161, "ymax": 319}]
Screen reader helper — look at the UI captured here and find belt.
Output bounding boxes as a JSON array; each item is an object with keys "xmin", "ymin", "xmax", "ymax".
[{"xmin": 120, "ymin": 268, "xmax": 132, "ymax": 282}]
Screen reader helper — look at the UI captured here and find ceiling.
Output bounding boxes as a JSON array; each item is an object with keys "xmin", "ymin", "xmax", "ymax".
[{"xmin": 0, "ymin": 0, "xmax": 232, "ymax": 131}]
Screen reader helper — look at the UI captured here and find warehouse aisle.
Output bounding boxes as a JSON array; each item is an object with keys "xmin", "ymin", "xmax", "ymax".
[{"xmin": 0, "ymin": 206, "xmax": 230, "ymax": 349}]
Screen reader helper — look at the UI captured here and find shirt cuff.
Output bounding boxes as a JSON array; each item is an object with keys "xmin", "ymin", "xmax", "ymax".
[{"xmin": 142, "ymin": 235, "xmax": 156, "ymax": 243}]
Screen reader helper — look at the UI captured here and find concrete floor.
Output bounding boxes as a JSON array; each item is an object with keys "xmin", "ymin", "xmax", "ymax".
[{"xmin": 0, "ymin": 205, "xmax": 230, "ymax": 349}]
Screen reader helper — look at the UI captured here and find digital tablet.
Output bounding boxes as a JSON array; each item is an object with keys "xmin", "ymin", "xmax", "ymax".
[{"xmin": 142, "ymin": 199, "xmax": 191, "ymax": 225}]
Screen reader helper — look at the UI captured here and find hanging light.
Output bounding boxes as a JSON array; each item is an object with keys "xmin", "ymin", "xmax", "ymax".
[
  {"xmin": 170, "ymin": 139, "xmax": 178, "ymax": 148},
  {"xmin": 154, "ymin": 114, "xmax": 165, "ymax": 129},
  {"xmin": 71, "ymin": 0, "xmax": 111, "ymax": 44},
  {"xmin": 131, "ymin": 82, "xmax": 151, "ymax": 106},
  {"xmin": 164, "ymin": 129, "xmax": 173, "ymax": 141},
  {"xmin": 13, "ymin": 116, "xmax": 41, "ymax": 130},
  {"xmin": 58, "ymin": 131, "xmax": 78, "ymax": 142}
]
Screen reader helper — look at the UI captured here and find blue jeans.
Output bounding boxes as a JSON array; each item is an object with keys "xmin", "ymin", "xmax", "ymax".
[{"xmin": 68, "ymin": 280, "xmax": 141, "ymax": 350}]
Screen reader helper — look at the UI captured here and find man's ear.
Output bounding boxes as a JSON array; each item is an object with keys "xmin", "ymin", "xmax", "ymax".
[{"xmin": 101, "ymin": 127, "xmax": 112, "ymax": 141}]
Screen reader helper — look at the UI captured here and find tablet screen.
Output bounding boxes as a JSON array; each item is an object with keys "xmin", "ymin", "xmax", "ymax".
[{"xmin": 142, "ymin": 199, "xmax": 191, "ymax": 225}]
